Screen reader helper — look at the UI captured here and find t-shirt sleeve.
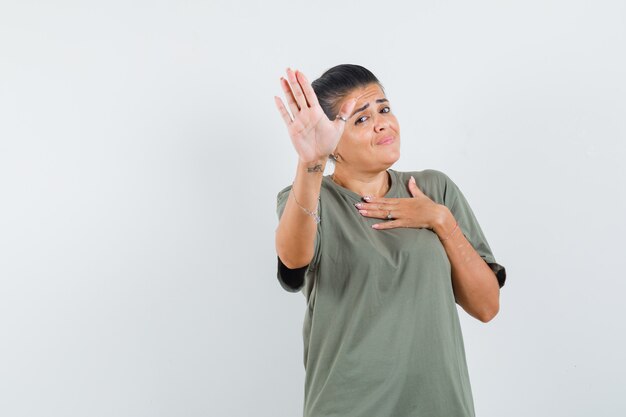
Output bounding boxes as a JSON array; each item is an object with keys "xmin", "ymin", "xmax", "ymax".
[
  {"xmin": 275, "ymin": 185, "xmax": 322, "ymax": 293},
  {"xmin": 437, "ymin": 171, "xmax": 507, "ymax": 289}
]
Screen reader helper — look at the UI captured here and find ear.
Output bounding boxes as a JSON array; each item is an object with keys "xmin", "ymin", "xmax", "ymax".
[{"xmin": 331, "ymin": 144, "xmax": 343, "ymax": 161}]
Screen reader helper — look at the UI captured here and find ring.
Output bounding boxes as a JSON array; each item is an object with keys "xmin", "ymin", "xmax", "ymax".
[
  {"xmin": 335, "ymin": 114, "xmax": 347, "ymax": 122},
  {"xmin": 386, "ymin": 211, "xmax": 393, "ymax": 220}
]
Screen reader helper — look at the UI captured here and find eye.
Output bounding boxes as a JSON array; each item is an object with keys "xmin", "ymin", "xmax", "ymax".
[
  {"xmin": 355, "ymin": 115, "xmax": 368, "ymax": 125},
  {"xmin": 354, "ymin": 106, "xmax": 391, "ymax": 125}
]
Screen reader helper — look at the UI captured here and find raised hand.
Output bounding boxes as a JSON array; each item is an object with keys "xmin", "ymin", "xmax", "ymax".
[{"xmin": 274, "ymin": 68, "xmax": 357, "ymax": 163}]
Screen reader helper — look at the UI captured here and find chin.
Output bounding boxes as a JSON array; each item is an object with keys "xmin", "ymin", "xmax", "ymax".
[
  {"xmin": 385, "ymin": 149, "xmax": 401, "ymax": 165},
  {"xmin": 379, "ymin": 154, "xmax": 400, "ymax": 171}
]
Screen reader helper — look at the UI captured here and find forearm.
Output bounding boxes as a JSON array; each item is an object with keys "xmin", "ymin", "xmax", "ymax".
[
  {"xmin": 275, "ymin": 158, "xmax": 326, "ymax": 268},
  {"xmin": 433, "ymin": 206, "xmax": 500, "ymax": 322}
]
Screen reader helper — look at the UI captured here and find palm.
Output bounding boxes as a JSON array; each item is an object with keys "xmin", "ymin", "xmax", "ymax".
[
  {"xmin": 287, "ymin": 105, "xmax": 341, "ymax": 162},
  {"xmin": 275, "ymin": 68, "xmax": 356, "ymax": 163}
]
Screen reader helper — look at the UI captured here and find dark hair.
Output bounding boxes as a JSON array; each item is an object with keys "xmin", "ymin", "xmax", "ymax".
[{"xmin": 311, "ymin": 64, "xmax": 384, "ymax": 120}]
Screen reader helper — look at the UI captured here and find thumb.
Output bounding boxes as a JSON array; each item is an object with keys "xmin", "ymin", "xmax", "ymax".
[
  {"xmin": 334, "ymin": 98, "xmax": 357, "ymax": 129},
  {"xmin": 408, "ymin": 176, "xmax": 423, "ymax": 198}
]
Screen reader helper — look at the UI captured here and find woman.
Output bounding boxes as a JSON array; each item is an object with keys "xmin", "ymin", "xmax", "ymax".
[{"xmin": 273, "ymin": 64, "xmax": 506, "ymax": 417}]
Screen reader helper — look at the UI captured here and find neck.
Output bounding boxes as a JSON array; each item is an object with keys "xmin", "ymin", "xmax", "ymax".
[{"xmin": 331, "ymin": 168, "xmax": 390, "ymax": 198}]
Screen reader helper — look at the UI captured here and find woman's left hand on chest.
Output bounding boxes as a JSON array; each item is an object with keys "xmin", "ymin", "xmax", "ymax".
[{"xmin": 355, "ymin": 176, "xmax": 447, "ymax": 230}]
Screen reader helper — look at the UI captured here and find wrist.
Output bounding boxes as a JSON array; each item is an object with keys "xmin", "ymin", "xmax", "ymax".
[
  {"xmin": 432, "ymin": 205, "xmax": 456, "ymax": 237},
  {"xmin": 298, "ymin": 157, "xmax": 327, "ymax": 173}
]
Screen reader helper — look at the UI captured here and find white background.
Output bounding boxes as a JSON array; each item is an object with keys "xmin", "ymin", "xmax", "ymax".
[{"xmin": 1, "ymin": 1, "xmax": 625, "ymax": 416}]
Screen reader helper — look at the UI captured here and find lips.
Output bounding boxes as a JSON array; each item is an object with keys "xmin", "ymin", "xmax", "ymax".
[{"xmin": 376, "ymin": 136, "xmax": 395, "ymax": 145}]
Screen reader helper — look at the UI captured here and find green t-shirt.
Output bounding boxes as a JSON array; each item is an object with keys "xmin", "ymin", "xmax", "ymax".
[{"xmin": 276, "ymin": 168, "xmax": 506, "ymax": 417}]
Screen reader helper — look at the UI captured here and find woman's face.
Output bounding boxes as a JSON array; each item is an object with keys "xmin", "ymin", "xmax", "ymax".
[{"xmin": 334, "ymin": 83, "xmax": 401, "ymax": 173}]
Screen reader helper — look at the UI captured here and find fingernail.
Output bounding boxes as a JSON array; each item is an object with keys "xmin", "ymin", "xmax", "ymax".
[
  {"xmin": 363, "ymin": 196, "xmax": 371, "ymax": 201},
  {"xmin": 358, "ymin": 209, "xmax": 367, "ymax": 215},
  {"xmin": 354, "ymin": 203, "xmax": 362, "ymax": 208},
  {"xmin": 372, "ymin": 224, "xmax": 379, "ymax": 229},
  {"xmin": 410, "ymin": 176, "xmax": 415, "ymax": 183}
]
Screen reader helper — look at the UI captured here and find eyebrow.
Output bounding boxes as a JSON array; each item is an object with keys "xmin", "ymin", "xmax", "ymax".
[{"xmin": 350, "ymin": 98, "xmax": 389, "ymax": 119}]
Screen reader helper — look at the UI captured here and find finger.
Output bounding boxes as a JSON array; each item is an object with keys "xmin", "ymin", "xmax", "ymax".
[
  {"xmin": 408, "ymin": 176, "xmax": 424, "ymax": 198},
  {"xmin": 371, "ymin": 220, "xmax": 404, "ymax": 230},
  {"xmin": 357, "ymin": 208, "xmax": 396, "ymax": 219},
  {"xmin": 280, "ymin": 76, "xmax": 300, "ymax": 117},
  {"xmin": 335, "ymin": 98, "xmax": 358, "ymax": 128},
  {"xmin": 361, "ymin": 196, "xmax": 400, "ymax": 205},
  {"xmin": 356, "ymin": 201, "xmax": 397, "ymax": 211},
  {"xmin": 287, "ymin": 68, "xmax": 308, "ymax": 111},
  {"xmin": 296, "ymin": 70, "xmax": 319, "ymax": 108},
  {"xmin": 274, "ymin": 96, "xmax": 293, "ymax": 126}
]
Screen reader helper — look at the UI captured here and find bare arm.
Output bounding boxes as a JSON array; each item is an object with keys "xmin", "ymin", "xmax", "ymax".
[
  {"xmin": 273, "ymin": 67, "xmax": 356, "ymax": 268},
  {"xmin": 434, "ymin": 207, "xmax": 500, "ymax": 323},
  {"xmin": 275, "ymin": 158, "xmax": 326, "ymax": 268}
]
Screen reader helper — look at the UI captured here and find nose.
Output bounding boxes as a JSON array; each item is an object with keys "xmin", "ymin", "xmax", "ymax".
[{"xmin": 373, "ymin": 115, "xmax": 389, "ymax": 133}]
